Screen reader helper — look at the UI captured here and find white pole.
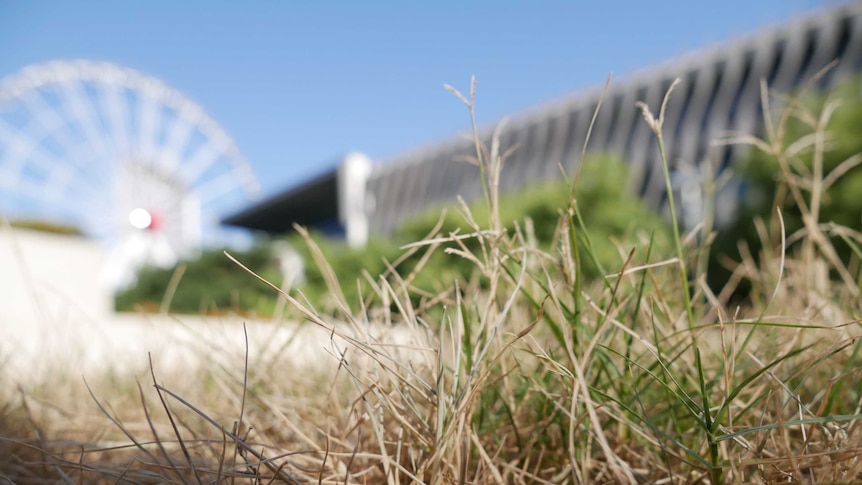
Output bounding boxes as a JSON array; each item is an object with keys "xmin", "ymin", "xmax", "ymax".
[{"xmin": 338, "ymin": 152, "xmax": 372, "ymax": 248}]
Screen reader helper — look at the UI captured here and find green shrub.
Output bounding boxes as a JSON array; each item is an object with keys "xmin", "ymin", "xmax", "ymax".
[{"xmin": 114, "ymin": 244, "xmax": 281, "ymax": 315}]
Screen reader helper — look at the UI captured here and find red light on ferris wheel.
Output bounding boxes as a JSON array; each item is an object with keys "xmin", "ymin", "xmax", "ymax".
[
  {"xmin": 148, "ymin": 211, "xmax": 163, "ymax": 232},
  {"xmin": 128, "ymin": 208, "xmax": 164, "ymax": 232}
]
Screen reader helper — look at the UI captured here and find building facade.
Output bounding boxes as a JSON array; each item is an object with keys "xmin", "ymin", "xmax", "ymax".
[{"xmin": 226, "ymin": 2, "xmax": 862, "ymax": 245}]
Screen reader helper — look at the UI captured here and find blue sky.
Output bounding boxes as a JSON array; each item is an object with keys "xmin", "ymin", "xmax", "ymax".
[{"xmin": 0, "ymin": 0, "xmax": 839, "ymax": 198}]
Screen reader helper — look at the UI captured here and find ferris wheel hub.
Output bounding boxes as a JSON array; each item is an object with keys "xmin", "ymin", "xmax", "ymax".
[{"xmin": 128, "ymin": 208, "xmax": 152, "ymax": 230}]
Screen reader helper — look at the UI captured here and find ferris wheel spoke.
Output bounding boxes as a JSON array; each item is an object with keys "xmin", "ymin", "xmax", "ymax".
[
  {"xmin": 13, "ymin": 94, "xmax": 116, "ymax": 198},
  {"xmin": 19, "ymin": 86, "xmax": 109, "ymax": 186},
  {"xmin": 74, "ymin": 138, "xmax": 117, "ymax": 186},
  {"xmin": 20, "ymin": 91, "xmax": 68, "ymax": 139},
  {"xmin": 0, "ymin": 117, "xmax": 63, "ymax": 188},
  {"xmin": 178, "ymin": 138, "xmax": 225, "ymax": 185},
  {"xmin": 59, "ymin": 81, "xmax": 111, "ymax": 161},
  {"xmin": 8, "ymin": 173, "xmax": 74, "ymax": 210},
  {"xmin": 0, "ymin": 118, "xmax": 38, "ymax": 183},
  {"xmin": 0, "ymin": 120, "xmax": 91, "ymax": 193},
  {"xmin": 23, "ymin": 92, "xmax": 110, "ymax": 189},
  {"xmin": 100, "ymin": 85, "xmax": 130, "ymax": 154},
  {"xmin": 193, "ymin": 170, "xmax": 249, "ymax": 207},
  {"xmin": 0, "ymin": 168, "xmax": 15, "ymax": 193},
  {"xmin": 160, "ymin": 116, "xmax": 194, "ymax": 174},
  {"xmin": 15, "ymin": 145, "xmax": 92, "ymax": 208},
  {"xmin": 137, "ymin": 92, "xmax": 161, "ymax": 162}
]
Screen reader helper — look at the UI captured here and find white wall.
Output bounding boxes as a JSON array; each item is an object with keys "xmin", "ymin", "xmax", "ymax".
[{"xmin": 0, "ymin": 227, "xmax": 112, "ymax": 325}]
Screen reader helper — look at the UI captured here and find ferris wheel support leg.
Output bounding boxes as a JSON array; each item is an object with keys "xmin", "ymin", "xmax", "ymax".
[{"xmin": 182, "ymin": 194, "xmax": 202, "ymax": 256}]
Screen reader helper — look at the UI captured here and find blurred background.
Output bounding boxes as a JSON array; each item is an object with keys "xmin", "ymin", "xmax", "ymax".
[{"xmin": 0, "ymin": 0, "xmax": 856, "ymax": 318}]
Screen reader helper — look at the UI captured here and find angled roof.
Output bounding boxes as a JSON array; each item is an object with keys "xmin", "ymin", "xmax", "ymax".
[{"xmin": 222, "ymin": 167, "xmax": 338, "ymax": 233}]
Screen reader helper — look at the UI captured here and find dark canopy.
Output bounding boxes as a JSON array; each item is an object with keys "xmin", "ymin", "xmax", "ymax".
[{"xmin": 222, "ymin": 168, "xmax": 339, "ymax": 233}]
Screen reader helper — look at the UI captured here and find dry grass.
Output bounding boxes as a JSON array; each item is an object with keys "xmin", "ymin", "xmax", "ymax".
[{"xmin": 2, "ymin": 76, "xmax": 862, "ymax": 484}]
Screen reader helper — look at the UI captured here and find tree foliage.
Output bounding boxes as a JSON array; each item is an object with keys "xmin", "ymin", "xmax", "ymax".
[{"xmin": 709, "ymin": 76, "xmax": 862, "ymax": 293}]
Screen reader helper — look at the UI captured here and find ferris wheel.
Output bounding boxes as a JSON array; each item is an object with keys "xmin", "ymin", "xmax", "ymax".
[{"xmin": 0, "ymin": 60, "xmax": 260, "ymax": 288}]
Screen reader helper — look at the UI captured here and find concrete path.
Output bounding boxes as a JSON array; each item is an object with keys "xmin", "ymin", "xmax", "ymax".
[{"xmin": 1, "ymin": 310, "xmax": 421, "ymax": 386}]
